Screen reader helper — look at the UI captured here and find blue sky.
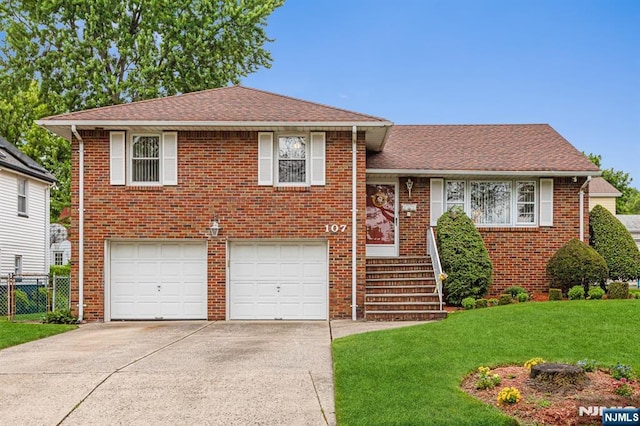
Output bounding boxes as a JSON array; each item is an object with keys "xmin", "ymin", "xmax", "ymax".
[{"xmin": 243, "ymin": 0, "xmax": 640, "ymax": 186}]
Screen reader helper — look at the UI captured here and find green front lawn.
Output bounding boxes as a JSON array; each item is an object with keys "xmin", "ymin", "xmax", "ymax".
[
  {"xmin": 333, "ymin": 300, "xmax": 639, "ymax": 425},
  {"xmin": 0, "ymin": 320, "xmax": 76, "ymax": 350}
]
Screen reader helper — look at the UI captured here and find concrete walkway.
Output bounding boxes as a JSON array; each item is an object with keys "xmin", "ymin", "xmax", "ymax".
[{"xmin": 0, "ymin": 320, "xmax": 427, "ymax": 425}]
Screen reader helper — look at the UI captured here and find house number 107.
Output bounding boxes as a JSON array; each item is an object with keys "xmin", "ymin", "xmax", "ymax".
[{"xmin": 325, "ymin": 224, "xmax": 347, "ymax": 233}]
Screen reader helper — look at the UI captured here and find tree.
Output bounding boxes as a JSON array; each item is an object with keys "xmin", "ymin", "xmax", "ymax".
[
  {"xmin": 436, "ymin": 208, "xmax": 493, "ymax": 305},
  {"xmin": 1, "ymin": 0, "xmax": 284, "ymax": 111},
  {"xmin": 589, "ymin": 204, "xmax": 640, "ymax": 282},
  {"xmin": 0, "ymin": 0, "xmax": 283, "ymax": 219},
  {"xmin": 587, "ymin": 153, "xmax": 640, "ymax": 214},
  {"xmin": 0, "ymin": 81, "xmax": 70, "ymax": 221}
]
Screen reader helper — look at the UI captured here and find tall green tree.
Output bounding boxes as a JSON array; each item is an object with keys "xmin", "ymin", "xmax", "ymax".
[
  {"xmin": 1, "ymin": 0, "xmax": 284, "ymax": 111},
  {"xmin": 0, "ymin": 81, "xmax": 70, "ymax": 221},
  {"xmin": 587, "ymin": 153, "xmax": 640, "ymax": 214},
  {"xmin": 0, "ymin": 0, "xmax": 283, "ymax": 220}
]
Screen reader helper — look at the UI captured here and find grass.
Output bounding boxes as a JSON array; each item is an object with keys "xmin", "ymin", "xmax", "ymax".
[
  {"xmin": 332, "ymin": 300, "xmax": 640, "ymax": 425},
  {"xmin": 0, "ymin": 319, "xmax": 76, "ymax": 350}
]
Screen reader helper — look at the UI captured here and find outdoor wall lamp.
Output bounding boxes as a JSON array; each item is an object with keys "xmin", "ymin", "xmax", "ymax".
[
  {"xmin": 406, "ymin": 178, "xmax": 414, "ymax": 200},
  {"xmin": 210, "ymin": 216, "xmax": 223, "ymax": 237}
]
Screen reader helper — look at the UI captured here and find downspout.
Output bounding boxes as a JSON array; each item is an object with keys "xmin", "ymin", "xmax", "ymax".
[
  {"xmin": 351, "ymin": 125, "xmax": 358, "ymax": 321},
  {"xmin": 579, "ymin": 176, "xmax": 592, "ymax": 242},
  {"xmin": 71, "ymin": 125, "xmax": 84, "ymax": 321}
]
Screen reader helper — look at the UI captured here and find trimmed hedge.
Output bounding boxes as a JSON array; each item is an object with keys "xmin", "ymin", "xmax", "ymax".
[
  {"xmin": 590, "ymin": 205, "xmax": 640, "ymax": 282},
  {"xmin": 546, "ymin": 238, "xmax": 608, "ymax": 294},
  {"xmin": 607, "ymin": 282, "xmax": 629, "ymax": 299},
  {"xmin": 436, "ymin": 209, "xmax": 493, "ymax": 305}
]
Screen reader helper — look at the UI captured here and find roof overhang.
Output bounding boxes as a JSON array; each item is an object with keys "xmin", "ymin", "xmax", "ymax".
[
  {"xmin": 36, "ymin": 119, "xmax": 394, "ymax": 151},
  {"xmin": 0, "ymin": 165, "xmax": 56, "ymax": 184},
  {"xmin": 366, "ymin": 169, "xmax": 602, "ymax": 177}
]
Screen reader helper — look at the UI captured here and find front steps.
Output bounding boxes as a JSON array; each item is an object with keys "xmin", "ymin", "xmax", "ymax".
[{"xmin": 365, "ymin": 256, "xmax": 447, "ymax": 321}]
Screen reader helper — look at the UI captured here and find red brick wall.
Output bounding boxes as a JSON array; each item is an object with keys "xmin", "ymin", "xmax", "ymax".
[
  {"xmin": 70, "ymin": 130, "xmax": 367, "ymax": 321},
  {"xmin": 396, "ymin": 176, "xmax": 590, "ymax": 296}
]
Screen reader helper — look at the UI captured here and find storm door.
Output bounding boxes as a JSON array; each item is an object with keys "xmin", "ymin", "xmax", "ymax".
[{"xmin": 366, "ymin": 182, "xmax": 398, "ymax": 257}]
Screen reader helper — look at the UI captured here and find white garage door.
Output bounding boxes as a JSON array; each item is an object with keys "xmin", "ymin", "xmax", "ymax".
[
  {"xmin": 110, "ymin": 241, "xmax": 207, "ymax": 320},
  {"xmin": 229, "ymin": 241, "xmax": 328, "ymax": 320}
]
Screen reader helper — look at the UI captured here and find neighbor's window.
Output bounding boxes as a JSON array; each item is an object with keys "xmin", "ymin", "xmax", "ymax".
[
  {"xmin": 17, "ymin": 178, "xmax": 27, "ymax": 215},
  {"xmin": 54, "ymin": 251, "xmax": 64, "ymax": 266},
  {"xmin": 278, "ymin": 136, "xmax": 306, "ymax": 184},
  {"xmin": 14, "ymin": 255, "xmax": 22, "ymax": 275},
  {"xmin": 131, "ymin": 135, "xmax": 160, "ymax": 183}
]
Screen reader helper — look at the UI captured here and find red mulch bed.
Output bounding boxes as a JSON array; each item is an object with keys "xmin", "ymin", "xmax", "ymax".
[{"xmin": 461, "ymin": 365, "xmax": 640, "ymax": 425}]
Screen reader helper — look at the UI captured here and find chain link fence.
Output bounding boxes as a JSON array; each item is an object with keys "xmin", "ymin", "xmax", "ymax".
[{"xmin": 1, "ymin": 274, "xmax": 71, "ymax": 321}]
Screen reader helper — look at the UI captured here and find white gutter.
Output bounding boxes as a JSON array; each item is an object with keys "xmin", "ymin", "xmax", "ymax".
[
  {"xmin": 579, "ymin": 176, "xmax": 592, "ymax": 242},
  {"xmin": 352, "ymin": 125, "xmax": 358, "ymax": 321},
  {"xmin": 36, "ymin": 119, "xmax": 393, "ymax": 128},
  {"xmin": 71, "ymin": 125, "xmax": 84, "ymax": 321},
  {"xmin": 367, "ymin": 169, "xmax": 602, "ymax": 177}
]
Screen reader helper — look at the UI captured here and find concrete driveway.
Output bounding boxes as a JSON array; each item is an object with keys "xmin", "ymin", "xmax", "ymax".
[{"xmin": 0, "ymin": 321, "xmax": 336, "ymax": 426}]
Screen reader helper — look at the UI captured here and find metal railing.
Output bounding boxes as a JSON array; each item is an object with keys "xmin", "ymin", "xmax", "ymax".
[
  {"xmin": 1, "ymin": 274, "xmax": 71, "ymax": 321},
  {"xmin": 427, "ymin": 227, "xmax": 444, "ymax": 311}
]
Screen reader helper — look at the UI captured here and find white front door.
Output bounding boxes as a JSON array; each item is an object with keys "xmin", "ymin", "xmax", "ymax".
[
  {"xmin": 229, "ymin": 241, "xmax": 328, "ymax": 320},
  {"xmin": 109, "ymin": 241, "xmax": 207, "ymax": 320},
  {"xmin": 366, "ymin": 182, "xmax": 399, "ymax": 257}
]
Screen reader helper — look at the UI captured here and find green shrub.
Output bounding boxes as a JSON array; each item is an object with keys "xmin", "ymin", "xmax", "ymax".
[
  {"xmin": 475, "ymin": 367, "xmax": 501, "ymax": 390},
  {"xmin": 475, "ymin": 298, "xmax": 488, "ymax": 308},
  {"xmin": 488, "ymin": 298, "xmax": 499, "ymax": 306},
  {"xmin": 577, "ymin": 359, "xmax": 598, "ymax": 372},
  {"xmin": 42, "ymin": 309, "xmax": 77, "ymax": 324},
  {"xmin": 590, "ymin": 205, "xmax": 640, "ymax": 282},
  {"xmin": 610, "ymin": 363, "xmax": 634, "ymax": 380},
  {"xmin": 588, "ymin": 286, "xmax": 605, "ymax": 300},
  {"xmin": 607, "ymin": 282, "xmax": 629, "ymax": 299},
  {"xmin": 50, "ymin": 264, "xmax": 71, "ymax": 276},
  {"xmin": 567, "ymin": 285, "xmax": 585, "ymax": 300},
  {"xmin": 498, "ymin": 294, "xmax": 512, "ymax": 305},
  {"xmin": 516, "ymin": 292, "xmax": 528, "ymax": 303},
  {"xmin": 436, "ymin": 209, "xmax": 493, "ymax": 305},
  {"xmin": 15, "ymin": 289, "xmax": 34, "ymax": 313},
  {"xmin": 505, "ymin": 286, "xmax": 527, "ymax": 298},
  {"xmin": 546, "ymin": 238, "xmax": 608, "ymax": 294},
  {"xmin": 461, "ymin": 297, "xmax": 476, "ymax": 310},
  {"xmin": 549, "ymin": 288, "xmax": 562, "ymax": 301}
]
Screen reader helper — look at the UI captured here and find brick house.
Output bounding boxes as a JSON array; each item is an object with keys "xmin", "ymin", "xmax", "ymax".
[{"xmin": 38, "ymin": 86, "xmax": 600, "ymax": 322}]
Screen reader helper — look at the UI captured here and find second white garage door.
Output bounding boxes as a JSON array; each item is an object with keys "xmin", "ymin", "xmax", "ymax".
[
  {"xmin": 110, "ymin": 241, "xmax": 207, "ymax": 320},
  {"xmin": 229, "ymin": 241, "xmax": 328, "ymax": 320}
]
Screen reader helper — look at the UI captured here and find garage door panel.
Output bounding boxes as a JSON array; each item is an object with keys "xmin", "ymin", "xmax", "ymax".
[
  {"xmin": 110, "ymin": 242, "xmax": 207, "ymax": 320},
  {"xmin": 229, "ymin": 242, "xmax": 327, "ymax": 320}
]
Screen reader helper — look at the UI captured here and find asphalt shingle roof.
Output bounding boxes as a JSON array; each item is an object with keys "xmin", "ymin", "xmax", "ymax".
[
  {"xmin": 366, "ymin": 124, "xmax": 600, "ymax": 173},
  {"xmin": 0, "ymin": 136, "xmax": 56, "ymax": 183},
  {"xmin": 589, "ymin": 177, "xmax": 621, "ymax": 196},
  {"xmin": 43, "ymin": 86, "xmax": 389, "ymax": 123}
]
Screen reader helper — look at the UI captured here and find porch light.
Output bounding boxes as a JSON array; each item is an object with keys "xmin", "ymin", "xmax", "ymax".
[
  {"xmin": 210, "ymin": 216, "xmax": 223, "ymax": 237},
  {"xmin": 406, "ymin": 178, "xmax": 414, "ymax": 200}
]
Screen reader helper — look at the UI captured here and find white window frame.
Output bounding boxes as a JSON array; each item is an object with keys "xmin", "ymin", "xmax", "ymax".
[
  {"xmin": 128, "ymin": 133, "xmax": 162, "ymax": 186},
  {"xmin": 445, "ymin": 179, "xmax": 538, "ymax": 227},
  {"xmin": 276, "ymin": 134, "xmax": 308, "ymax": 186},
  {"xmin": 516, "ymin": 181, "xmax": 537, "ymax": 225},
  {"xmin": 14, "ymin": 255, "xmax": 22, "ymax": 275},
  {"xmin": 17, "ymin": 178, "xmax": 28, "ymax": 216}
]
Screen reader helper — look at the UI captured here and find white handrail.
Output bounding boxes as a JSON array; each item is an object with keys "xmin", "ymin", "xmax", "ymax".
[{"xmin": 427, "ymin": 227, "xmax": 444, "ymax": 311}]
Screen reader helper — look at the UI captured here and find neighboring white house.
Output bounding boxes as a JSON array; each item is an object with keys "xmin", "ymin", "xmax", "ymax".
[
  {"xmin": 589, "ymin": 176, "xmax": 621, "ymax": 214},
  {"xmin": 0, "ymin": 135, "xmax": 56, "ymax": 275},
  {"xmin": 50, "ymin": 223, "xmax": 71, "ymax": 266}
]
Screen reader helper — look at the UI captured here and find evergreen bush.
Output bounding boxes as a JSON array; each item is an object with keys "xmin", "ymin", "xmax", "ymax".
[
  {"xmin": 546, "ymin": 238, "xmax": 608, "ymax": 294},
  {"xmin": 590, "ymin": 205, "xmax": 640, "ymax": 282},
  {"xmin": 568, "ymin": 285, "xmax": 585, "ymax": 300},
  {"xmin": 588, "ymin": 286, "xmax": 605, "ymax": 300},
  {"xmin": 549, "ymin": 288, "xmax": 562, "ymax": 301},
  {"xmin": 607, "ymin": 282, "xmax": 629, "ymax": 299},
  {"xmin": 436, "ymin": 208, "xmax": 493, "ymax": 305}
]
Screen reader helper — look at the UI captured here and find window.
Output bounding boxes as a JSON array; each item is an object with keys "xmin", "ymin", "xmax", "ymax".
[
  {"xmin": 444, "ymin": 179, "xmax": 538, "ymax": 226},
  {"xmin": 278, "ymin": 136, "xmax": 306, "ymax": 184},
  {"xmin": 470, "ymin": 181, "xmax": 512, "ymax": 225},
  {"xmin": 14, "ymin": 255, "xmax": 22, "ymax": 276},
  {"xmin": 109, "ymin": 131, "xmax": 178, "ymax": 186},
  {"xmin": 17, "ymin": 178, "xmax": 27, "ymax": 216},
  {"xmin": 516, "ymin": 181, "xmax": 536, "ymax": 224},
  {"xmin": 54, "ymin": 252, "xmax": 64, "ymax": 266},
  {"xmin": 446, "ymin": 181, "xmax": 465, "ymax": 211},
  {"xmin": 258, "ymin": 132, "xmax": 325, "ymax": 186},
  {"xmin": 131, "ymin": 135, "xmax": 160, "ymax": 184}
]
